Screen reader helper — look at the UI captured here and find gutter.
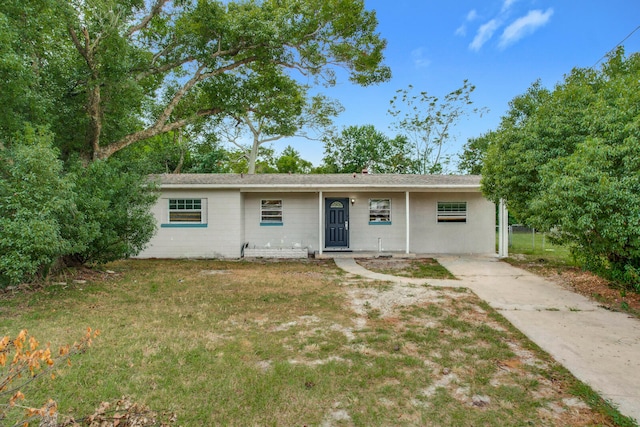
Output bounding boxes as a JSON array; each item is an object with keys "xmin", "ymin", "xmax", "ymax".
[{"xmin": 159, "ymin": 184, "xmax": 482, "ymax": 191}]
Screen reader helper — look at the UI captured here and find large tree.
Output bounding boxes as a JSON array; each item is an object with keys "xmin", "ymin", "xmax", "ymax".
[
  {"xmin": 276, "ymin": 145, "xmax": 313, "ymax": 174},
  {"xmin": 481, "ymin": 48, "xmax": 640, "ymax": 286},
  {"xmin": 0, "ymin": 0, "xmax": 72, "ymax": 139},
  {"xmin": 388, "ymin": 80, "xmax": 484, "ymax": 174},
  {"xmin": 215, "ymin": 88, "xmax": 343, "ymax": 173},
  {"xmin": 321, "ymin": 125, "xmax": 417, "ymax": 173},
  {"xmin": 457, "ymin": 131, "xmax": 495, "ymax": 175},
  {"xmin": 1, "ymin": 0, "xmax": 390, "ymax": 162}
]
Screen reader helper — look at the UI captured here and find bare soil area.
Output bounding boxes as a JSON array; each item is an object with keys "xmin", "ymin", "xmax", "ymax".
[
  {"xmin": 356, "ymin": 255, "xmax": 640, "ymax": 319},
  {"xmin": 2, "ymin": 258, "xmax": 635, "ymax": 425},
  {"xmin": 338, "ymin": 266, "xmax": 618, "ymax": 426}
]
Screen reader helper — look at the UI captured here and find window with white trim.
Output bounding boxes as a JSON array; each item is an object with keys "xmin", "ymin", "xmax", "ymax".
[
  {"xmin": 369, "ymin": 198, "xmax": 391, "ymax": 223},
  {"xmin": 168, "ymin": 199, "xmax": 204, "ymax": 223},
  {"xmin": 261, "ymin": 199, "xmax": 283, "ymax": 224},
  {"xmin": 437, "ymin": 202, "xmax": 467, "ymax": 223}
]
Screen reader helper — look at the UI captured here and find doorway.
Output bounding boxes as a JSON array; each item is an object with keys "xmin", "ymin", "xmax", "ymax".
[{"xmin": 325, "ymin": 198, "xmax": 349, "ymax": 248}]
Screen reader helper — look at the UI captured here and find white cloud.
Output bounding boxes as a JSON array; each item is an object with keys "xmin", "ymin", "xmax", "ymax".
[
  {"xmin": 498, "ymin": 8, "xmax": 554, "ymax": 49},
  {"xmin": 501, "ymin": 0, "xmax": 518, "ymax": 13},
  {"xmin": 411, "ymin": 48, "xmax": 431, "ymax": 68},
  {"xmin": 455, "ymin": 10, "xmax": 478, "ymax": 37},
  {"xmin": 469, "ymin": 19, "xmax": 500, "ymax": 51}
]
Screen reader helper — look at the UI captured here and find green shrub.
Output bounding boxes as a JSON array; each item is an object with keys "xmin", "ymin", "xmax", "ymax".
[
  {"xmin": 0, "ymin": 127, "xmax": 159, "ymax": 286},
  {"xmin": 66, "ymin": 159, "xmax": 158, "ymax": 265},
  {"xmin": 0, "ymin": 127, "xmax": 75, "ymax": 285}
]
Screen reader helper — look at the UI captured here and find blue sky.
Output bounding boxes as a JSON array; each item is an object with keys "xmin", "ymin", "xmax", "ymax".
[{"xmin": 273, "ymin": 0, "xmax": 640, "ymax": 169}]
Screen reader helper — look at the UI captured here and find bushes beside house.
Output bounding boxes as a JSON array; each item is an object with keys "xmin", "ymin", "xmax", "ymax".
[{"xmin": 0, "ymin": 127, "xmax": 158, "ymax": 287}]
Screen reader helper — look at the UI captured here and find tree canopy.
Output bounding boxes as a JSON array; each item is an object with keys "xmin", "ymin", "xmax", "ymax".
[
  {"xmin": 480, "ymin": 48, "xmax": 640, "ymax": 287},
  {"xmin": 276, "ymin": 145, "xmax": 313, "ymax": 174},
  {"xmin": 0, "ymin": 0, "xmax": 390, "ymax": 162},
  {"xmin": 389, "ymin": 80, "xmax": 484, "ymax": 173},
  {"xmin": 458, "ymin": 131, "xmax": 494, "ymax": 175},
  {"xmin": 215, "ymin": 92, "xmax": 343, "ymax": 174},
  {"xmin": 321, "ymin": 125, "xmax": 417, "ymax": 173},
  {"xmin": 0, "ymin": 0, "xmax": 392, "ymax": 283}
]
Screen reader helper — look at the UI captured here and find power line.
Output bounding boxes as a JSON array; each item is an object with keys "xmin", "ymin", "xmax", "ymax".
[{"xmin": 592, "ymin": 24, "xmax": 640, "ymax": 68}]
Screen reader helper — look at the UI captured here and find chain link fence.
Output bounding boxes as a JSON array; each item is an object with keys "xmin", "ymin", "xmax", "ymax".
[
  {"xmin": 505, "ymin": 225, "xmax": 569, "ymax": 257},
  {"xmin": 497, "ymin": 225, "xmax": 570, "ymax": 256}
]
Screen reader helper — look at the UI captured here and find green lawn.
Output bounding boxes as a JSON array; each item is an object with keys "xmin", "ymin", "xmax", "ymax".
[
  {"xmin": 499, "ymin": 230, "xmax": 575, "ymax": 265},
  {"xmin": 1, "ymin": 259, "xmax": 634, "ymax": 426}
]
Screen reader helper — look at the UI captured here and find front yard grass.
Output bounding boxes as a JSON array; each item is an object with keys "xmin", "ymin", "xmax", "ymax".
[
  {"xmin": 1, "ymin": 259, "xmax": 634, "ymax": 426},
  {"xmin": 505, "ymin": 230, "xmax": 575, "ymax": 262},
  {"xmin": 356, "ymin": 257, "xmax": 456, "ymax": 279}
]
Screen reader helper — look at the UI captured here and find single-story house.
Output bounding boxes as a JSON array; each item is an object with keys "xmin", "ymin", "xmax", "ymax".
[{"xmin": 137, "ymin": 173, "xmax": 496, "ymax": 259}]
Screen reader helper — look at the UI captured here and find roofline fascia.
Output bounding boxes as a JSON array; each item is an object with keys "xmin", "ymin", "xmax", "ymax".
[{"xmin": 159, "ymin": 184, "xmax": 481, "ymax": 191}]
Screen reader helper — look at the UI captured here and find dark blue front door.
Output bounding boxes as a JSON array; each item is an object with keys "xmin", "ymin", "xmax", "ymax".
[{"xmin": 325, "ymin": 198, "xmax": 349, "ymax": 248}]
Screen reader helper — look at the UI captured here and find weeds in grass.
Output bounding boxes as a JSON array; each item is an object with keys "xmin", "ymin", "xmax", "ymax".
[
  {"xmin": 0, "ymin": 328, "xmax": 109, "ymax": 426},
  {"xmin": 357, "ymin": 258, "xmax": 456, "ymax": 279},
  {"xmin": 570, "ymin": 382, "xmax": 638, "ymax": 427},
  {"xmin": 354, "ymin": 280, "xmax": 394, "ymax": 291},
  {"xmin": 0, "ymin": 259, "xmax": 633, "ymax": 426}
]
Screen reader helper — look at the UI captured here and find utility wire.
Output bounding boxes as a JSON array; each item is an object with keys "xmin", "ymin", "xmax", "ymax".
[{"xmin": 592, "ymin": 24, "xmax": 640, "ymax": 68}]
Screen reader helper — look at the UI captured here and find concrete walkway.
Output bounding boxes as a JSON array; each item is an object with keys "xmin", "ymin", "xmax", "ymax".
[{"xmin": 334, "ymin": 255, "xmax": 640, "ymax": 423}]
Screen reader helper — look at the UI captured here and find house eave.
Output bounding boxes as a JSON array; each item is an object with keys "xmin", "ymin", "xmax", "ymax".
[
  {"xmin": 152, "ymin": 173, "xmax": 483, "ymax": 193},
  {"xmin": 159, "ymin": 183, "xmax": 481, "ymax": 192}
]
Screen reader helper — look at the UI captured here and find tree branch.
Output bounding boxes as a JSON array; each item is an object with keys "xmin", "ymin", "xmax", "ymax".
[
  {"xmin": 152, "ymin": 54, "xmax": 258, "ymax": 130},
  {"xmin": 68, "ymin": 27, "xmax": 91, "ymax": 67},
  {"xmin": 126, "ymin": 0, "xmax": 170, "ymax": 37},
  {"xmin": 258, "ymin": 135, "xmax": 285, "ymax": 144},
  {"xmin": 135, "ymin": 55, "xmax": 196, "ymax": 81},
  {"xmin": 95, "ymin": 107, "xmax": 222, "ymax": 159},
  {"xmin": 241, "ymin": 115, "xmax": 260, "ymax": 137}
]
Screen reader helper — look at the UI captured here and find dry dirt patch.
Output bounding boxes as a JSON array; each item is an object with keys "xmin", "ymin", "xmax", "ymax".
[
  {"xmin": 1, "ymin": 258, "xmax": 632, "ymax": 426},
  {"xmin": 337, "ymin": 263, "xmax": 621, "ymax": 426}
]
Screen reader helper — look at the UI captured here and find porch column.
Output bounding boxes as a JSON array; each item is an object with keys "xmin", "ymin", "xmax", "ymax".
[
  {"xmin": 318, "ymin": 191, "xmax": 323, "ymax": 255},
  {"xmin": 405, "ymin": 191, "xmax": 410, "ymax": 254},
  {"xmin": 498, "ymin": 198, "xmax": 509, "ymax": 258}
]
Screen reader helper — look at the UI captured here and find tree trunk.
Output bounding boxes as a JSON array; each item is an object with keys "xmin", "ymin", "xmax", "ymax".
[
  {"xmin": 88, "ymin": 84, "xmax": 102, "ymax": 161},
  {"xmin": 247, "ymin": 135, "xmax": 260, "ymax": 174},
  {"xmin": 173, "ymin": 129, "xmax": 184, "ymax": 174}
]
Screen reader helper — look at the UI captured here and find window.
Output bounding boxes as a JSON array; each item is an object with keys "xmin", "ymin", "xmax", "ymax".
[
  {"xmin": 437, "ymin": 202, "xmax": 467, "ymax": 223},
  {"xmin": 167, "ymin": 199, "xmax": 205, "ymax": 225},
  {"xmin": 369, "ymin": 198, "xmax": 391, "ymax": 224},
  {"xmin": 261, "ymin": 199, "xmax": 283, "ymax": 225}
]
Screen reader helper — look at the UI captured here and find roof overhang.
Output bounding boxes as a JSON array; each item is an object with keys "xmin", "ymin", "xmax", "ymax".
[
  {"xmin": 159, "ymin": 184, "xmax": 480, "ymax": 193},
  {"xmin": 152, "ymin": 174, "xmax": 482, "ymax": 193}
]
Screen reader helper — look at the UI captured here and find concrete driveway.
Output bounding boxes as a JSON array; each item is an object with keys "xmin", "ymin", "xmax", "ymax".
[{"xmin": 334, "ymin": 255, "xmax": 640, "ymax": 424}]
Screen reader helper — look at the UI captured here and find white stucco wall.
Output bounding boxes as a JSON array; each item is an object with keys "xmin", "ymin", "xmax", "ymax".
[
  {"xmin": 243, "ymin": 193, "xmax": 319, "ymax": 252},
  {"xmin": 137, "ymin": 189, "xmax": 243, "ymax": 258},
  {"xmin": 138, "ymin": 188, "xmax": 495, "ymax": 258},
  {"xmin": 409, "ymin": 192, "xmax": 495, "ymax": 254}
]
